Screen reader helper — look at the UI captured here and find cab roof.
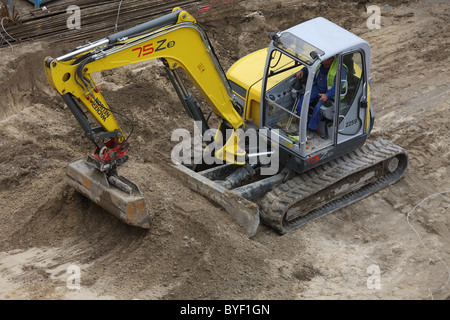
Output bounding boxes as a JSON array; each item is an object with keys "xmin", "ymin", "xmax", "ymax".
[{"xmin": 282, "ymin": 17, "xmax": 370, "ymax": 60}]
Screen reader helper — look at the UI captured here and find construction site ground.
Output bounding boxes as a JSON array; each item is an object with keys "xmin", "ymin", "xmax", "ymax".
[{"xmin": 0, "ymin": 0, "xmax": 449, "ymax": 300}]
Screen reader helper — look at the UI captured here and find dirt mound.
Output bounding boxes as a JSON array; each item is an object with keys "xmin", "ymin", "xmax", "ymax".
[{"xmin": 0, "ymin": 0, "xmax": 449, "ymax": 300}]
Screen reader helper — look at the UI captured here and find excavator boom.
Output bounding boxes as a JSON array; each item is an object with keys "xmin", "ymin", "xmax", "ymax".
[
  {"xmin": 44, "ymin": 8, "xmax": 253, "ymax": 231},
  {"xmin": 45, "ymin": 8, "xmax": 244, "ymax": 134}
]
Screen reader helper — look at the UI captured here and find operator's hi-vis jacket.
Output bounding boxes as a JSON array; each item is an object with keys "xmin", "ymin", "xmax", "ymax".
[
  {"xmin": 301, "ymin": 57, "xmax": 348, "ymax": 100},
  {"xmin": 296, "ymin": 58, "xmax": 348, "ymax": 130}
]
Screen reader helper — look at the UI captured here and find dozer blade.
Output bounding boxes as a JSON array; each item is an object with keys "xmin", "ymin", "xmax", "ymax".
[
  {"xmin": 174, "ymin": 163, "xmax": 260, "ymax": 238},
  {"xmin": 66, "ymin": 158, "xmax": 150, "ymax": 228}
]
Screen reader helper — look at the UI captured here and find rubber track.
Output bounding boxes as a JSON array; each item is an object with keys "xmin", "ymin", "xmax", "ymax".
[{"xmin": 259, "ymin": 139, "xmax": 408, "ymax": 234}]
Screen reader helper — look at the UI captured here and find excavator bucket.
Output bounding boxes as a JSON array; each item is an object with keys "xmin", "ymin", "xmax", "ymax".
[{"xmin": 66, "ymin": 158, "xmax": 150, "ymax": 228}]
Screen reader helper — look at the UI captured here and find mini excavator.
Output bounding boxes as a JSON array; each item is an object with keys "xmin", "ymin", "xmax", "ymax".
[{"xmin": 44, "ymin": 8, "xmax": 408, "ymax": 237}]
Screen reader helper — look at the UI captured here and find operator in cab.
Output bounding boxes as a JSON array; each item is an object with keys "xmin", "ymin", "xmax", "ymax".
[{"xmin": 295, "ymin": 56, "xmax": 347, "ymax": 131}]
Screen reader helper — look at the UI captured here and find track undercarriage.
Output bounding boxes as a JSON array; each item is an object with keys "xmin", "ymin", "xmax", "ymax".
[
  {"xmin": 258, "ymin": 139, "xmax": 408, "ymax": 234},
  {"xmin": 178, "ymin": 139, "xmax": 408, "ymax": 236}
]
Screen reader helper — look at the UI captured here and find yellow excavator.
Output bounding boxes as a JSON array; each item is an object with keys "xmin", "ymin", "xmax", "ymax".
[{"xmin": 44, "ymin": 7, "xmax": 408, "ymax": 237}]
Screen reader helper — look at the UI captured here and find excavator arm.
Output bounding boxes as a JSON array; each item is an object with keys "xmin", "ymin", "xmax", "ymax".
[
  {"xmin": 43, "ymin": 8, "xmax": 257, "ymax": 232},
  {"xmin": 45, "ymin": 8, "xmax": 245, "ymax": 170}
]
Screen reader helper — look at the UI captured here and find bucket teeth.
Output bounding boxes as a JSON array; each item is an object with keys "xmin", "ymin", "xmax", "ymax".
[{"xmin": 66, "ymin": 158, "xmax": 150, "ymax": 228}]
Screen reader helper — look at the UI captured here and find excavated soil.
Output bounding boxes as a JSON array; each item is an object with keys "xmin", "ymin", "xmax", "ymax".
[{"xmin": 0, "ymin": 0, "xmax": 449, "ymax": 300}]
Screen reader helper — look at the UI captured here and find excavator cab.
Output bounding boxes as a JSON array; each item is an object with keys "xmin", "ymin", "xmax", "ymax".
[{"xmin": 235, "ymin": 17, "xmax": 375, "ymax": 174}]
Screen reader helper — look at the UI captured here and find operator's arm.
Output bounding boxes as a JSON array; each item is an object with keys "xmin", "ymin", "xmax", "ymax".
[{"xmin": 296, "ymin": 66, "xmax": 308, "ymax": 79}]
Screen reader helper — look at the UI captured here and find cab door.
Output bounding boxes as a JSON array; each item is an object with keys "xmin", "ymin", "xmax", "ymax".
[{"xmin": 335, "ymin": 50, "xmax": 368, "ymax": 144}]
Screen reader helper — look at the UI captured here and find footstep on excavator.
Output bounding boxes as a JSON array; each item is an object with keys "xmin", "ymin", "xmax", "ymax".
[{"xmin": 44, "ymin": 7, "xmax": 408, "ymax": 237}]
